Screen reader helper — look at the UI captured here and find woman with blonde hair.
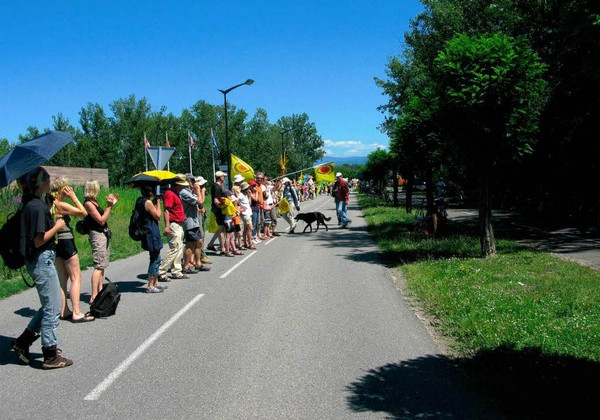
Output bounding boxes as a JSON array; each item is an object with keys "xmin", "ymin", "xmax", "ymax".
[
  {"xmin": 83, "ymin": 180, "xmax": 118, "ymax": 303},
  {"xmin": 46, "ymin": 177, "xmax": 93, "ymax": 322}
]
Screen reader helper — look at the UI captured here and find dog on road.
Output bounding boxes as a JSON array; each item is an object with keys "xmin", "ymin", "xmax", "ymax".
[{"xmin": 294, "ymin": 212, "xmax": 331, "ymax": 233}]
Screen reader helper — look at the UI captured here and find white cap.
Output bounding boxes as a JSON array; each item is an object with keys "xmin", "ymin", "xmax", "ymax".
[
  {"xmin": 335, "ymin": 172, "xmax": 342, "ymax": 178},
  {"xmin": 281, "ymin": 177, "xmax": 291, "ymax": 183},
  {"xmin": 233, "ymin": 174, "xmax": 244, "ymax": 183}
]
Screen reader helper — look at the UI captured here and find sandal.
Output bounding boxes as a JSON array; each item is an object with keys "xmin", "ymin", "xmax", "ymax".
[
  {"xmin": 194, "ymin": 265, "xmax": 211, "ymax": 272},
  {"xmin": 247, "ymin": 245, "xmax": 257, "ymax": 250},
  {"xmin": 234, "ymin": 250, "xmax": 243, "ymax": 255},
  {"xmin": 224, "ymin": 252, "xmax": 235, "ymax": 257},
  {"xmin": 72, "ymin": 315, "xmax": 95, "ymax": 323}
]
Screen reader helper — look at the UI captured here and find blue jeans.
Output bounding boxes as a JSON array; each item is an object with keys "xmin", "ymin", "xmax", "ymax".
[
  {"xmin": 251, "ymin": 211, "xmax": 260, "ymax": 237},
  {"xmin": 148, "ymin": 250, "xmax": 161, "ymax": 276},
  {"xmin": 337, "ymin": 201, "xmax": 351, "ymax": 225},
  {"xmin": 334, "ymin": 198, "xmax": 341, "ymax": 223},
  {"xmin": 26, "ymin": 250, "xmax": 61, "ymax": 348}
]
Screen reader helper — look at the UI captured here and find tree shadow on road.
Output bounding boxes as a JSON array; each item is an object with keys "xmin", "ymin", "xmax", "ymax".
[{"xmin": 346, "ymin": 346, "xmax": 600, "ymax": 419}]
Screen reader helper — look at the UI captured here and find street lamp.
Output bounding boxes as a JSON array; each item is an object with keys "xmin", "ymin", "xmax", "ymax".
[{"xmin": 218, "ymin": 78, "xmax": 254, "ymax": 188}]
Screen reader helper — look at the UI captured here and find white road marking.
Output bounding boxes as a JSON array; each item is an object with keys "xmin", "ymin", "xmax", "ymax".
[
  {"xmin": 219, "ymin": 251, "xmax": 257, "ymax": 279},
  {"xmin": 84, "ymin": 293, "xmax": 205, "ymax": 401}
]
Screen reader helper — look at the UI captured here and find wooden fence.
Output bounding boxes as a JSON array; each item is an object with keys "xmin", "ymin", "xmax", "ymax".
[{"xmin": 42, "ymin": 166, "xmax": 109, "ymax": 188}]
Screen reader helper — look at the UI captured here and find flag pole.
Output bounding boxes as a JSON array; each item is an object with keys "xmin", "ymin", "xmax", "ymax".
[
  {"xmin": 210, "ymin": 128, "xmax": 216, "ymax": 182},
  {"xmin": 188, "ymin": 130, "xmax": 193, "ymax": 175},
  {"xmin": 144, "ymin": 132, "xmax": 148, "ymax": 171},
  {"xmin": 275, "ymin": 162, "xmax": 335, "ymax": 181},
  {"xmin": 165, "ymin": 131, "xmax": 170, "ymax": 172}
]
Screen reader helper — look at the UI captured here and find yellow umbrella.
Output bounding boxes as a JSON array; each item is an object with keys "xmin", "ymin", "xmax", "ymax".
[{"xmin": 126, "ymin": 170, "xmax": 181, "ymax": 186}]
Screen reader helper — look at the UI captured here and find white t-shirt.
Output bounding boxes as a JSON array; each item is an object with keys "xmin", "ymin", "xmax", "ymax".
[{"xmin": 238, "ymin": 193, "xmax": 252, "ymax": 217}]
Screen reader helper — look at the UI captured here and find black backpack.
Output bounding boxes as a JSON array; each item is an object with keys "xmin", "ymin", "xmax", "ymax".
[
  {"xmin": 128, "ymin": 198, "xmax": 146, "ymax": 241},
  {"xmin": 0, "ymin": 209, "xmax": 25, "ymax": 270},
  {"xmin": 88, "ymin": 278, "xmax": 121, "ymax": 318}
]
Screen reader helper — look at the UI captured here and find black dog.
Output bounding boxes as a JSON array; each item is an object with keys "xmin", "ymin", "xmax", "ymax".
[{"xmin": 294, "ymin": 212, "xmax": 331, "ymax": 233}]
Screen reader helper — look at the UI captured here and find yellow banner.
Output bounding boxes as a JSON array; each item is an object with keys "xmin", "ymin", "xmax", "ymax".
[
  {"xmin": 231, "ymin": 154, "xmax": 255, "ymax": 182},
  {"xmin": 314, "ymin": 162, "xmax": 335, "ymax": 183}
]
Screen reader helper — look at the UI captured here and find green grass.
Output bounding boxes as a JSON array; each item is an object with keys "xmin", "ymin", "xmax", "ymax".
[
  {"xmin": 0, "ymin": 186, "xmax": 147, "ymax": 300},
  {"xmin": 359, "ymin": 194, "xmax": 600, "ymax": 362}
]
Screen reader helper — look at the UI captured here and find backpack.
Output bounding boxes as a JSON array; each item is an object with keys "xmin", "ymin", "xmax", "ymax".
[
  {"xmin": 88, "ymin": 278, "xmax": 121, "ymax": 318},
  {"xmin": 0, "ymin": 210, "xmax": 25, "ymax": 270},
  {"xmin": 128, "ymin": 198, "xmax": 146, "ymax": 241},
  {"xmin": 75, "ymin": 219, "xmax": 89, "ymax": 235}
]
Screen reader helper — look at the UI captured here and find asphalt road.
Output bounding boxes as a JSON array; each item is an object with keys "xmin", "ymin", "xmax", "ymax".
[{"xmin": 0, "ymin": 193, "xmax": 500, "ymax": 419}]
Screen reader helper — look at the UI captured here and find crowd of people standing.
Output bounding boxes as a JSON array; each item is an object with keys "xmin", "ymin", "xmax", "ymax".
[{"xmin": 10, "ymin": 166, "xmax": 352, "ymax": 370}]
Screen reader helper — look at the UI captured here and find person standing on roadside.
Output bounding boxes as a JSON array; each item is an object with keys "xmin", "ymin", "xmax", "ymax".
[
  {"xmin": 336, "ymin": 172, "xmax": 351, "ymax": 228},
  {"xmin": 157, "ymin": 175, "xmax": 188, "ymax": 281},
  {"xmin": 180, "ymin": 174, "xmax": 210, "ymax": 273},
  {"xmin": 11, "ymin": 166, "xmax": 73, "ymax": 369},
  {"xmin": 279, "ymin": 177, "xmax": 300, "ymax": 233},
  {"xmin": 83, "ymin": 180, "xmax": 118, "ymax": 303},
  {"xmin": 195, "ymin": 176, "xmax": 212, "ymax": 265},
  {"xmin": 206, "ymin": 171, "xmax": 226, "ymax": 252},
  {"xmin": 46, "ymin": 177, "xmax": 93, "ymax": 323},
  {"xmin": 137, "ymin": 186, "xmax": 166, "ymax": 293}
]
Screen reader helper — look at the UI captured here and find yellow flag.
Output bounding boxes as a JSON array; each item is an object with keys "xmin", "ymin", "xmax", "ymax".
[
  {"xmin": 231, "ymin": 154, "xmax": 255, "ymax": 182},
  {"xmin": 314, "ymin": 162, "xmax": 335, "ymax": 183}
]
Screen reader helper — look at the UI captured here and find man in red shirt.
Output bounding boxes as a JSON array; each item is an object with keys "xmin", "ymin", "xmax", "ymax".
[
  {"xmin": 158, "ymin": 175, "xmax": 188, "ymax": 280},
  {"xmin": 336, "ymin": 172, "xmax": 352, "ymax": 228}
]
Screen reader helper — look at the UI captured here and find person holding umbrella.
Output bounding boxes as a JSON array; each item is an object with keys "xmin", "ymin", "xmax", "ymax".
[{"xmin": 11, "ymin": 166, "xmax": 73, "ymax": 369}]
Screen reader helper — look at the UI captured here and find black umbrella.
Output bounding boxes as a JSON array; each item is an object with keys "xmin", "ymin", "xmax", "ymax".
[{"xmin": 0, "ymin": 131, "xmax": 74, "ymax": 188}]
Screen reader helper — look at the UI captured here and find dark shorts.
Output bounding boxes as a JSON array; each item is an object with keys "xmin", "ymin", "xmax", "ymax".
[
  {"xmin": 224, "ymin": 216, "xmax": 235, "ymax": 233},
  {"xmin": 56, "ymin": 238, "xmax": 78, "ymax": 260},
  {"xmin": 213, "ymin": 209, "xmax": 225, "ymax": 226},
  {"xmin": 184, "ymin": 227, "xmax": 202, "ymax": 243}
]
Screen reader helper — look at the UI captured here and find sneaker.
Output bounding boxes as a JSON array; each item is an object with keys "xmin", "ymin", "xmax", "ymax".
[
  {"xmin": 43, "ymin": 355, "xmax": 73, "ymax": 370},
  {"xmin": 200, "ymin": 256, "xmax": 213, "ymax": 264},
  {"xmin": 155, "ymin": 284, "xmax": 168, "ymax": 290},
  {"xmin": 146, "ymin": 287, "xmax": 163, "ymax": 293},
  {"xmin": 11, "ymin": 340, "xmax": 30, "ymax": 364}
]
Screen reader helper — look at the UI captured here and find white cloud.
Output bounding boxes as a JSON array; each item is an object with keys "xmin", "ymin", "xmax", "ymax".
[{"xmin": 323, "ymin": 139, "xmax": 388, "ymax": 157}]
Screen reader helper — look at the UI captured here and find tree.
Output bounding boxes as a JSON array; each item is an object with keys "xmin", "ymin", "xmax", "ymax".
[{"xmin": 434, "ymin": 33, "xmax": 547, "ymax": 256}]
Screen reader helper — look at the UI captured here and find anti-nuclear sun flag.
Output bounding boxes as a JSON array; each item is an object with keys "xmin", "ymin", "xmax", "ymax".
[
  {"xmin": 314, "ymin": 162, "xmax": 335, "ymax": 183},
  {"xmin": 231, "ymin": 154, "xmax": 255, "ymax": 182}
]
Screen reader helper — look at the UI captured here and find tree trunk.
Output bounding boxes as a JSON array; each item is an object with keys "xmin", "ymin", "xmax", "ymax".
[
  {"xmin": 479, "ymin": 169, "xmax": 496, "ymax": 257},
  {"xmin": 393, "ymin": 170, "xmax": 399, "ymax": 207},
  {"xmin": 405, "ymin": 174, "xmax": 414, "ymax": 214}
]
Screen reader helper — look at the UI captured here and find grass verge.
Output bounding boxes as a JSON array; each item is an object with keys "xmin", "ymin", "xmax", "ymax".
[
  {"xmin": 358, "ymin": 194, "xmax": 600, "ymax": 361},
  {"xmin": 0, "ymin": 186, "xmax": 150, "ymax": 300},
  {"xmin": 358, "ymin": 193, "xmax": 600, "ymax": 417}
]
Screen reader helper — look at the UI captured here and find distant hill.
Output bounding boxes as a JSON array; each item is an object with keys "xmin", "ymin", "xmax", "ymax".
[{"xmin": 315, "ymin": 156, "xmax": 367, "ymax": 166}]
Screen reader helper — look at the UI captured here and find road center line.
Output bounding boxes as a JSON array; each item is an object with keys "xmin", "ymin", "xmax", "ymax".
[
  {"xmin": 219, "ymin": 251, "xmax": 257, "ymax": 279},
  {"xmin": 84, "ymin": 293, "xmax": 205, "ymax": 401}
]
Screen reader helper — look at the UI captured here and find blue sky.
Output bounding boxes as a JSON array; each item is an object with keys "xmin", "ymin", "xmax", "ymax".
[{"xmin": 0, "ymin": 1, "xmax": 423, "ymax": 158}]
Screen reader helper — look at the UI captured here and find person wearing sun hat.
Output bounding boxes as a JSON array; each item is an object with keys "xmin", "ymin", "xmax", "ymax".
[
  {"xmin": 280, "ymin": 177, "xmax": 300, "ymax": 233},
  {"xmin": 179, "ymin": 174, "xmax": 210, "ymax": 274}
]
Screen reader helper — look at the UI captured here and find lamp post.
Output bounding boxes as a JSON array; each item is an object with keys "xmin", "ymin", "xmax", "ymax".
[{"xmin": 218, "ymin": 78, "xmax": 254, "ymax": 188}]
